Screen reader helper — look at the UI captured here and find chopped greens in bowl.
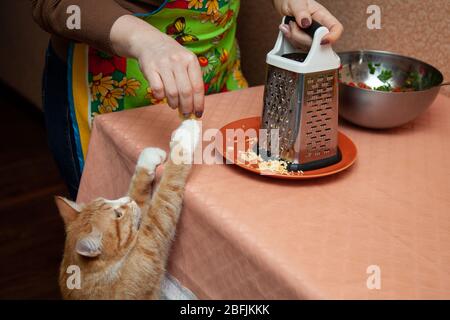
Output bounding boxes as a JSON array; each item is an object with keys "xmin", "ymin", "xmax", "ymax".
[{"xmin": 338, "ymin": 53, "xmax": 443, "ymax": 93}]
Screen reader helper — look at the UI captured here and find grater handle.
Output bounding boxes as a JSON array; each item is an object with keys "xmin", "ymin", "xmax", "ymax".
[
  {"xmin": 284, "ymin": 16, "xmax": 323, "ymax": 40},
  {"xmin": 267, "ymin": 16, "xmax": 340, "ymax": 73}
]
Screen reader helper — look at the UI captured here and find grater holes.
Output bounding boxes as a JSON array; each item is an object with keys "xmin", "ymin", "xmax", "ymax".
[
  {"xmin": 265, "ymin": 69, "xmax": 337, "ymax": 163},
  {"xmin": 302, "ymin": 71, "xmax": 337, "ymax": 160},
  {"xmin": 263, "ymin": 67, "xmax": 300, "ymax": 156}
]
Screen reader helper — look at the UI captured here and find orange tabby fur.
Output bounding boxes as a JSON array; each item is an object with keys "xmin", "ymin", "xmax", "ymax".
[{"xmin": 55, "ymin": 120, "xmax": 199, "ymax": 299}]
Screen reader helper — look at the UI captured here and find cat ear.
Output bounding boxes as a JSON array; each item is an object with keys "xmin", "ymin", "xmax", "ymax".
[
  {"xmin": 54, "ymin": 196, "xmax": 81, "ymax": 225},
  {"xmin": 75, "ymin": 229, "xmax": 102, "ymax": 258}
]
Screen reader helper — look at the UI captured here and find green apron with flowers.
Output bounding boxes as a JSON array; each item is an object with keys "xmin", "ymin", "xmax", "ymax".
[{"xmin": 68, "ymin": 0, "xmax": 247, "ymax": 169}]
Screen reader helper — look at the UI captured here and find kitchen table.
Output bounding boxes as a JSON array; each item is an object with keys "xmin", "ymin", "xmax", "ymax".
[{"xmin": 77, "ymin": 86, "xmax": 450, "ymax": 299}]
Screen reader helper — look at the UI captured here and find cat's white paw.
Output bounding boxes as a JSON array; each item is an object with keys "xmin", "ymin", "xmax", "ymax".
[
  {"xmin": 170, "ymin": 119, "xmax": 200, "ymax": 155},
  {"xmin": 137, "ymin": 147, "xmax": 166, "ymax": 172}
]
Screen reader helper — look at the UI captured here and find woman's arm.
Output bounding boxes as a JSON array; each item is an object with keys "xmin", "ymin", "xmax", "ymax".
[
  {"xmin": 30, "ymin": 0, "xmax": 130, "ymax": 54},
  {"xmin": 31, "ymin": 0, "xmax": 204, "ymax": 117},
  {"xmin": 272, "ymin": 0, "xmax": 343, "ymax": 47}
]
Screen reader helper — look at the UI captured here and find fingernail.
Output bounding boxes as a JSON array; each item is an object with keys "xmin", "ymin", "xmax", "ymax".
[
  {"xmin": 183, "ymin": 113, "xmax": 190, "ymax": 119},
  {"xmin": 321, "ymin": 39, "xmax": 330, "ymax": 45},
  {"xmin": 301, "ymin": 18, "xmax": 311, "ymax": 28},
  {"xmin": 195, "ymin": 111, "xmax": 203, "ymax": 118},
  {"xmin": 279, "ymin": 24, "xmax": 289, "ymax": 33}
]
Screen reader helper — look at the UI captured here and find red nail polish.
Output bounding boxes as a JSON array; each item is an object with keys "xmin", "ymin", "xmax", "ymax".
[
  {"xmin": 301, "ymin": 18, "xmax": 311, "ymax": 28},
  {"xmin": 321, "ymin": 39, "xmax": 330, "ymax": 45}
]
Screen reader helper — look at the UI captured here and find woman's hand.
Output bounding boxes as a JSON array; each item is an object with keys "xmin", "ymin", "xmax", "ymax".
[
  {"xmin": 110, "ymin": 15, "xmax": 204, "ymax": 118},
  {"xmin": 272, "ymin": 0, "xmax": 343, "ymax": 48}
]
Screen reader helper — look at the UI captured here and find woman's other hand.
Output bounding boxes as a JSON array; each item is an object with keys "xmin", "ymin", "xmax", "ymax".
[
  {"xmin": 273, "ymin": 0, "xmax": 343, "ymax": 48},
  {"xmin": 110, "ymin": 15, "xmax": 204, "ymax": 118}
]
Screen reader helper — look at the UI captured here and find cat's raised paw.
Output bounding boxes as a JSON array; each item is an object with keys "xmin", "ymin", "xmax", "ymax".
[
  {"xmin": 137, "ymin": 147, "xmax": 167, "ymax": 172},
  {"xmin": 170, "ymin": 119, "xmax": 200, "ymax": 155}
]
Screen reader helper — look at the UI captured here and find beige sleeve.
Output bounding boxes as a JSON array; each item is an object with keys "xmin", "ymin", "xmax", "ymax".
[{"xmin": 30, "ymin": 0, "xmax": 132, "ymax": 54}]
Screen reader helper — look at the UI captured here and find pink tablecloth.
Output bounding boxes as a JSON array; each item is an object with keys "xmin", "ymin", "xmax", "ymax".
[{"xmin": 77, "ymin": 86, "xmax": 450, "ymax": 299}]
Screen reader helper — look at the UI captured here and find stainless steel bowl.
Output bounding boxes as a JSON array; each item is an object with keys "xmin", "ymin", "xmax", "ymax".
[{"xmin": 338, "ymin": 50, "xmax": 445, "ymax": 129}]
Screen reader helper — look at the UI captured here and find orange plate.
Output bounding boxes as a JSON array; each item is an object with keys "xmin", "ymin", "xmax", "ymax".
[{"xmin": 216, "ymin": 117, "xmax": 358, "ymax": 180}]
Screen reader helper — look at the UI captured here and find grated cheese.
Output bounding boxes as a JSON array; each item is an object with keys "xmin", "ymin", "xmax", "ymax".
[{"xmin": 237, "ymin": 148, "xmax": 304, "ymax": 176}]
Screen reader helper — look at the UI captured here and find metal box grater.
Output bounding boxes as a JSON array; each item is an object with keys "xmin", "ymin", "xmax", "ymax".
[{"xmin": 261, "ymin": 17, "xmax": 341, "ymax": 171}]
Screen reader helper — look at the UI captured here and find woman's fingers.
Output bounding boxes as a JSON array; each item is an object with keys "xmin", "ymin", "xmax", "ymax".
[
  {"xmin": 148, "ymin": 55, "xmax": 204, "ymax": 117},
  {"xmin": 160, "ymin": 69, "xmax": 179, "ymax": 109},
  {"xmin": 310, "ymin": 6, "xmax": 344, "ymax": 44},
  {"xmin": 147, "ymin": 70, "xmax": 164, "ymax": 100},
  {"xmin": 290, "ymin": 20, "xmax": 313, "ymax": 47},
  {"xmin": 289, "ymin": 0, "xmax": 311, "ymax": 28},
  {"xmin": 280, "ymin": 0, "xmax": 343, "ymax": 47},
  {"xmin": 174, "ymin": 66, "xmax": 194, "ymax": 116},
  {"xmin": 322, "ymin": 21, "xmax": 343, "ymax": 44},
  {"xmin": 280, "ymin": 21, "xmax": 313, "ymax": 48},
  {"xmin": 188, "ymin": 59, "xmax": 205, "ymax": 118},
  {"xmin": 279, "ymin": 23, "xmax": 291, "ymax": 38}
]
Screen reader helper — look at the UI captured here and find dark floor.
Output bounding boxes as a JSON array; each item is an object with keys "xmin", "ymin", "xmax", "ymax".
[{"xmin": 0, "ymin": 83, "xmax": 68, "ymax": 299}]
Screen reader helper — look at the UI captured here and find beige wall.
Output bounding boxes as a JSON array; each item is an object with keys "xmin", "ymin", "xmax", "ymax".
[{"xmin": 238, "ymin": 0, "xmax": 450, "ymax": 96}]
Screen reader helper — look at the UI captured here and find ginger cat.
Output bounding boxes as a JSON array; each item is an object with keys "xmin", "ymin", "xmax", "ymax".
[{"xmin": 55, "ymin": 120, "xmax": 200, "ymax": 299}]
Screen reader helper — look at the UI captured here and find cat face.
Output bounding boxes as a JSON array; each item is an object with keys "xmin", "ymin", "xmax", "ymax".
[{"xmin": 55, "ymin": 196, "xmax": 142, "ymax": 260}]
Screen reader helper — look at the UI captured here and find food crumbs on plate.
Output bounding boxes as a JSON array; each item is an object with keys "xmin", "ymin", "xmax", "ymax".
[
  {"xmin": 258, "ymin": 158, "xmax": 290, "ymax": 175},
  {"xmin": 237, "ymin": 150, "xmax": 262, "ymax": 164},
  {"xmin": 238, "ymin": 146, "xmax": 304, "ymax": 176}
]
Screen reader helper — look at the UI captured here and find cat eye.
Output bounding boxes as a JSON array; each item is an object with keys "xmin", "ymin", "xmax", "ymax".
[{"xmin": 114, "ymin": 209, "xmax": 123, "ymax": 219}]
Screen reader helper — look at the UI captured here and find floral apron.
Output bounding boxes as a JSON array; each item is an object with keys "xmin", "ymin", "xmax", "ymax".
[{"xmin": 68, "ymin": 0, "xmax": 247, "ymax": 170}]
